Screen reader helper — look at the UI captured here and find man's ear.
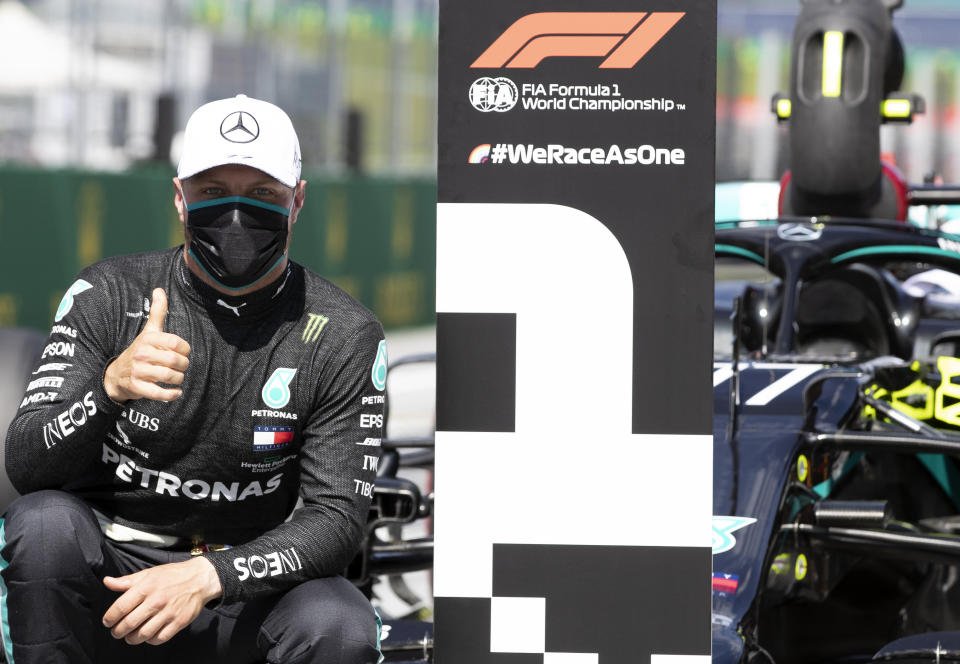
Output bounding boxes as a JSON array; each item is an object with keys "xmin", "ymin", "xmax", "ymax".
[
  {"xmin": 290, "ymin": 180, "xmax": 307, "ymax": 225},
  {"xmin": 173, "ymin": 177, "xmax": 186, "ymax": 224}
]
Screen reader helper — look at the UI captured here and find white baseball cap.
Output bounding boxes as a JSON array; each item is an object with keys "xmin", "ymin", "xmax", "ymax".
[{"xmin": 177, "ymin": 94, "xmax": 302, "ymax": 188}]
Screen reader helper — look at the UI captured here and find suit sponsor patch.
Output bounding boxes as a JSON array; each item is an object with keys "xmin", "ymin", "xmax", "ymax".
[{"xmin": 253, "ymin": 426, "xmax": 294, "ymax": 451}]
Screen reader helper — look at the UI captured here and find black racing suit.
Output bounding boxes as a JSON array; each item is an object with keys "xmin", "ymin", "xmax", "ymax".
[{"xmin": 2, "ymin": 247, "xmax": 386, "ymax": 663}]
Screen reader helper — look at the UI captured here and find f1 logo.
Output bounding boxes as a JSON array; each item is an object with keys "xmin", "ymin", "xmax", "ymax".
[{"xmin": 471, "ymin": 11, "xmax": 685, "ymax": 69}]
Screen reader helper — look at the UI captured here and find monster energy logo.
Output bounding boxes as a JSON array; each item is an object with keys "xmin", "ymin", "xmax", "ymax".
[{"xmin": 302, "ymin": 314, "xmax": 329, "ymax": 343}]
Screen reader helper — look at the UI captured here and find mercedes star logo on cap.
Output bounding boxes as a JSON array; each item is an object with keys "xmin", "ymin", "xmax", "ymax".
[{"xmin": 220, "ymin": 111, "xmax": 260, "ymax": 143}]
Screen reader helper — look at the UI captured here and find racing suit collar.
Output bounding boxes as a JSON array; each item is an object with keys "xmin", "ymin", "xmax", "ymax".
[{"xmin": 175, "ymin": 247, "xmax": 295, "ymax": 320}]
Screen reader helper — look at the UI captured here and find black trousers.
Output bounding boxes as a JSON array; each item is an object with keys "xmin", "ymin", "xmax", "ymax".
[{"xmin": 0, "ymin": 490, "xmax": 381, "ymax": 664}]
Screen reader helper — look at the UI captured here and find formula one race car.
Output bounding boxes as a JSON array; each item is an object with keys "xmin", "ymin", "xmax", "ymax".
[
  {"xmin": 710, "ymin": 0, "xmax": 960, "ymax": 661},
  {"xmin": 713, "ymin": 217, "xmax": 960, "ymax": 663},
  {"xmin": 712, "ymin": 1, "xmax": 960, "ymax": 661}
]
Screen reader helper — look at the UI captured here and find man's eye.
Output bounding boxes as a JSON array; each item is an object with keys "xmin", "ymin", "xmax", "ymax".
[
  {"xmin": 252, "ymin": 188, "xmax": 274, "ymax": 197},
  {"xmin": 201, "ymin": 187, "xmax": 223, "ymax": 196}
]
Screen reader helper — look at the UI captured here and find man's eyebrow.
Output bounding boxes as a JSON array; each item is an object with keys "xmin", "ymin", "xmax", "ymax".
[{"xmin": 188, "ymin": 176, "xmax": 229, "ymax": 187}]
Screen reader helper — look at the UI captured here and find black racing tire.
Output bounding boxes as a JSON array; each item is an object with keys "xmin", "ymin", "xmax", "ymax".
[{"xmin": 0, "ymin": 328, "xmax": 47, "ymax": 512}]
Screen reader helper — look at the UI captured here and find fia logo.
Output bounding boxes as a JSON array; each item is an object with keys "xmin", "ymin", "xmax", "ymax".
[
  {"xmin": 262, "ymin": 368, "xmax": 297, "ymax": 409},
  {"xmin": 469, "ymin": 77, "xmax": 518, "ymax": 112}
]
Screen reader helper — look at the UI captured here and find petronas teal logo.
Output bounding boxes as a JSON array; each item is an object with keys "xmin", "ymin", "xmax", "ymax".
[
  {"xmin": 262, "ymin": 368, "xmax": 297, "ymax": 409},
  {"xmin": 371, "ymin": 341, "xmax": 388, "ymax": 391},
  {"xmin": 55, "ymin": 279, "xmax": 93, "ymax": 322}
]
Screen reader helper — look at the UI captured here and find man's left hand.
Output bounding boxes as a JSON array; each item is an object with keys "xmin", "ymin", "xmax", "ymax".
[{"xmin": 102, "ymin": 556, "xmax": 222, "ymax": 645}]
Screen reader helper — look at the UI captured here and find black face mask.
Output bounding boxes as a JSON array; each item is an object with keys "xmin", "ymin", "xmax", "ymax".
[{"xmin": 185, "ymin": 196, "xmax": 290, "ymax": 290}]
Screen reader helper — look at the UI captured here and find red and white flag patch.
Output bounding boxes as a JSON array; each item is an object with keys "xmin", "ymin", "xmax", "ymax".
[{"xmin": 253, "ymin": 426, "xmax": 294, "ymax": 451}]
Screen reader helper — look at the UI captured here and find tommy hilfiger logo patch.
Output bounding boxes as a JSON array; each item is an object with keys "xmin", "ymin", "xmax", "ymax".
[{"xmin": 253, "ymin": 426, "xmax": 294, "ymax": 451}]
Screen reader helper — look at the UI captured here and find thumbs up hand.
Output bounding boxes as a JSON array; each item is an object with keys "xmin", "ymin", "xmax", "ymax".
[
  {"xmin": 104, "ymin": 288, "xmax": 191, "ymax": 403},
  {"xmin": 143, "ymin": 287, "xmax": 171, "ymax": 334}
]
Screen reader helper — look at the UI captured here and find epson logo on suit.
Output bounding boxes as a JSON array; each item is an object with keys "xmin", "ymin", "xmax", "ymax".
[
  {"xmin": 41, "ymin": 342, "xmax": 75, "ymax": 359},
  {"xmin": 359, "ymin": 413, "xmax": 383, "ymax": 428}
]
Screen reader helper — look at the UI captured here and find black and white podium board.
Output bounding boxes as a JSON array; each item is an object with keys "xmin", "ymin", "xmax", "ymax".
[{"xmin": 434, "ymin": 3, "xmax": 717, "ymax": 661}]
